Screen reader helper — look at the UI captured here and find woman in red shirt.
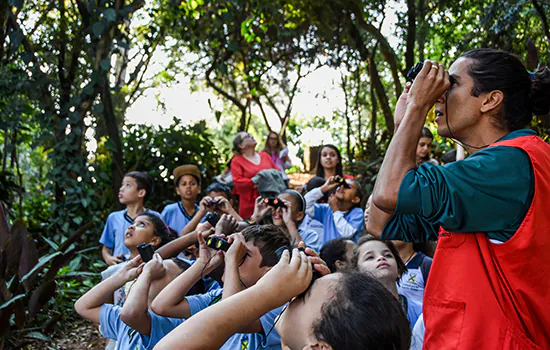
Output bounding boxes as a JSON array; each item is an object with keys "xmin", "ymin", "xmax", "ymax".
[{"xmin": 230, "ymin": 132, "xmax": 278, "ymax": 218}]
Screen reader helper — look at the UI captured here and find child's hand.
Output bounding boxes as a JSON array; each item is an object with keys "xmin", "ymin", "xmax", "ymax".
[
  {"xmin": 106, "ymin": 254, "xmax": 124, "ymax": 266},
  {"xmin": 225, "ymin": 233, "xmax": 248, "ymax": 267},
  {"xmin": 118, "ymin": 255, "xmax": 144, "ymax": 281},
  {"xmin": 197, "ymin": 231, "xmax": 224, "ymax": 274},
  {"xmin": 256, "ymin": 248, "xmax": 312, "ymax": 304},
  {"xmin": 198, "ymin": 196, "xmax": 213, "ymax": 214},
  {"xmin": 214, "ymin": 196, "xmax": 233, "ymax": 214},
  {"xmin": 280, "ymin": 199, "xmax": 293, "ymax": 225},
  {"xmin": 251, "ymin": 196, "xmax": 271, "ymax": 222},
  {"xmin": 297, "ymin": 241, "xmax": 331, "ymax": 276},
  {"xmin": 320, "ymin": 176, "xmax": 340, "ymax": 194},
  {"xmin": 142, "ymin": 253, "xmax": 166, "ymax": 280},
  {"xmin": 328, "ymin": 193, "xmax": 340, "ymax": 212},
  {"xmin": 215, "ymin": 214, "xmax": 238, "ymax": 236}
]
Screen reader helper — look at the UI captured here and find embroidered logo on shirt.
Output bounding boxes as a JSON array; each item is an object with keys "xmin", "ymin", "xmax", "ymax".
[
  {"xmin": 408, "ymin": 273, "xmax": 417, "ymax": 284},
  {"xmin": 241, "ymin": 335, "xmax": 249, "ymax": 350}
]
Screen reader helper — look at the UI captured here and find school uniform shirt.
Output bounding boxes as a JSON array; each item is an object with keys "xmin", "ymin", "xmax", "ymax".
[
  {"xmin": 177, "ymin": 257, "xmax": 222, "ymax": 292},
  {"xmin": 298, "ymin": 227, "xmax": 321, "ymax": 253},
  {"xmin": 100, "ymin": 304, "xmax": 184, "ymax": 350},
  {"xmin": 100, "ymin": 209, "xmax": 161, "ymax": 259},
  {"xmin": 397, "ymin": 252, "xmax": 432, "ymax": 307},
  {"xmin": 304, "ymin": 188, "xmax": 364, "ymax": 245},
  {"xmin": 161, "ymin": 202, "xmax": 206, "ymax": 235},
  {"xmin": 400, "ymin": 295, "xmax": 422, "ymax": 330},
  {"xmin": 381, "ymin": 129, "xmax": 535, "ymax": 243},
  {"xmin": 299, "ymin": 214, "xmax": 325, "ymax": 241},
  {"xmin": 186, "ymin": 288, "xmax": 284, "ymax": 349}
]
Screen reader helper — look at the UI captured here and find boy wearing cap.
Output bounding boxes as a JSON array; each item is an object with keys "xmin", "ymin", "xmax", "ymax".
[{"xmin": 161, "ymin": 165, "xmax": 206, "ymax": 236}]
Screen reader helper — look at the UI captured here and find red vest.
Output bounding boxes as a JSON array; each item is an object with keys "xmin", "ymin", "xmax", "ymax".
[{"xmin": 423, "ymin": 136, "xmax": 550, "ymax": 350}]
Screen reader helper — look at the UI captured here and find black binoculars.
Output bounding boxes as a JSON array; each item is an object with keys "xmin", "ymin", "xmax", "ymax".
[
  {"xmin": 262, "ymin": 197, "xmax": 286, "ymax": 208},
  {"xmin": 334, "ymin": 176, "xmax": 350, "ymax": 188},
  {"xmin": 274, "ymin": 246, "xmax": 322, "ymax": 291},
  {"xmin": 205, "ymin": 212, "xmax": 221, "ymax": 227},
  {"xmin": 206, "ymin": 236, "xmax": 231, "ymax": 252},
  {"xmin": 137, "ymin": 243, "xmax": 155, "ymax": 262}
]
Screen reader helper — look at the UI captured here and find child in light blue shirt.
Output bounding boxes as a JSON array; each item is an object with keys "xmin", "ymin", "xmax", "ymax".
[
  {"xmin": 75, "ymin": 255, "xmax": 202, "ymax": 350},
  {"xmin": 100, "ymin": 171, "xmax": 159, "ymax": 265},
  {"xmin": 151, "ymin": 225, "xmax": 292, "ymax": 350},
  {"xmin": 305, "ymin": 177, "xmax": 364, "ymax": 245}
]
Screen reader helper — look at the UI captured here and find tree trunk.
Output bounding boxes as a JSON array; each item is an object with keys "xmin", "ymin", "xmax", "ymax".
[
  {"xmin": 369, "ymin": 75, "xmax": 378, "ymax": 162},
  {"xmin": 101, "ymin": 79, "xmax": 125, "ymax": 206},
  {"xmin": 368, "ymin": 57, "xmax": 394, "ymax": 133},
  {"xmin": 417, "ymin": 0, "xmax": 427, "ymax": 62},
  {"xmin": 405, "ymin": 0, "xmax": 416, "ymax": 70}
]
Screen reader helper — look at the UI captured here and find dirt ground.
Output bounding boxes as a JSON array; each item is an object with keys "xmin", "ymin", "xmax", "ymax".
[{"xmin": 35, "ymin": 319, "xmax": 107, "ymax": 350}]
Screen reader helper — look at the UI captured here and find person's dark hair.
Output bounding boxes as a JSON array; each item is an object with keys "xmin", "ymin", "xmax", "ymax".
[
  {"xmin": 263, "ymin": 131, "xmax": 286, "ymax": 155},
  {"xmin": 351, "ymin": 180, "xmax": 364, "ymax": 209},
  {"xmin": 352, "ymin": 235, "xmax": 408, "ymax": 279},
  {"xmin": 242, "ymin": 224, "xmax": 291, "ymax": 268},
  {"xmin": 125, "ymin": 171, "xmax": 154, "ymax": 201},
  {"xmin": 206, "ymin": 182, "xmax": 233, "ymax": 201},
  {"xmin": 320, "ymin": 238, "xmax": 354, "ymax": 273},
  {"xmin": 312, "ymin": 272, "xmax": 411, "ymax": 349},
  {"xmin": 135, "ymin": 213, "xmax": 178, "ymax": 248},
  {"xmin": 315, "ymin": 144, "xmax": 344, "ymax": 178},
  {"xmin": 170, "ymin": 258, "xmax": 206, "ymax": 295},
  {"xmin": 421, "ymin": 127, "xmax": 434, "ymax": 139},
  {"xmin": 283, "ymin": 189, "xmax": 306, "ymax": 212},
  {"xmin": 461, "ymin": 48, "xmax": 550, "ymax": 131},
  {"xmin": 306, "ymin": 176, "xmax": 330, "ymax": 203}
]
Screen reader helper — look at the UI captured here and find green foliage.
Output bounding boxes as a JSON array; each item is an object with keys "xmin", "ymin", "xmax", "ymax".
[{"xmin": 91, "ymin": 119, "xmax": 222, "ymax": 212}]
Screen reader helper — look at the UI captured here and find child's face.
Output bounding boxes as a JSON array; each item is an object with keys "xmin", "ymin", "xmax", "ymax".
[
  {"xmin": 176, "ymin": 175, "xmax": 200, "ymax": 201},
  {"xmin": 356, "ymin": 241, "xmax": 399, "ymax": 283},
  {"xmin": 222, "ymin": 240, "xmax": 270, "ymax": 288},
  {"xmin": 319, "ymin": 147, "xmax": 340, "ymax": 171},
  {"xmin": 118, "ymin": 176, "xmax": 143, "ymax": 204},
  {"xmin": 124, "ymin": 216, "xmax": 159, "ymax": 249},
  {"xmin": 272, "ymin": 193, "xmax": 304, "ymax": 226},
  {"xmin": 364, "ymin": 194, "xmax": 373, "ymax": 226},
  {"xmin": 276, "ymin": 273, "xmax": 341, "ymax": 349},
  {"xmin": 335, "ymin": 180, "xmax": 360, "ymax": 204}
]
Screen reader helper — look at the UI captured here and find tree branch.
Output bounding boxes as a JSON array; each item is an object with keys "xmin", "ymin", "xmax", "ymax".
[{"xmin": 531, "ymin": 0, "xmax": 550, "ymax": 44}]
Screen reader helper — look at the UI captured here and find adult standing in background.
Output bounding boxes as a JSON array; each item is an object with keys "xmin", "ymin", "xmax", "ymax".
[
  {"xmin": 263, "ymin": 131, "xmax": 292, "ymax": 177},
  {"xmin": 368, "ymin": 49, "xmax": 550, "ymax": 348},
  {"xmin": 230, "ymin": 131, "xmax": 278, "ymax": 219}
]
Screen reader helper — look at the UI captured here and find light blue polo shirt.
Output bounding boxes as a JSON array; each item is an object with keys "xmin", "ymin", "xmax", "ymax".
[
  {"xmin": 99, "ymin": 209, "xmax": 161, "ymax": 259},
  {"xmin": 298, "ymin": 227, "xmax": 321, "ymax": 253},
  {"xmin": 313, "ymin": 205, "xmax": 364, "ymax": 245},
  {"xmin": 161, "ymin": 202, "xmax": 206, "ymax": 235},
  {"xmin": 186, "ymin": 288, "xmax": 283, "ymax": 349},
  {"xmin": 100, "ymin": 304, "xmax": 184, "ymax": 350}
]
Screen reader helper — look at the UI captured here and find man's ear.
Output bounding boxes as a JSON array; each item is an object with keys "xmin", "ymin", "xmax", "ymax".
[
  {"xmin": 303, "ymin": 341, "xmax": 333, "ymax": 350},
  {"xmin": 480, "ymin": 90, "xmax": 504, "ymax": 114}
]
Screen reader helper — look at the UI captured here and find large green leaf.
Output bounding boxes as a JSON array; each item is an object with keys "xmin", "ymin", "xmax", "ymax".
[{"xmin": 19, "ymin": 251, "xmax": 62, "ymax": 284}]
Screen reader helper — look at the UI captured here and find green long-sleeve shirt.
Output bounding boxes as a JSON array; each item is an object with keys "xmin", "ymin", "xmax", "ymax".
[{"xmin": 381, "ymin": 129, "xmax": 536, "ymax": 243}]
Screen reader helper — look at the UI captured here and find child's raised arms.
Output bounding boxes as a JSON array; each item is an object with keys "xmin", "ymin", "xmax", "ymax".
[
  {"xmin": 150, "ymin": 232, "xmax": 223, "ymax": 319},
  {"xmin": 153, "ymin": 248, "xmax": 312, "ymax": 350},
  {"xmin": 75, "ymin": 255, "xmax": 143, "ymax": 324}
]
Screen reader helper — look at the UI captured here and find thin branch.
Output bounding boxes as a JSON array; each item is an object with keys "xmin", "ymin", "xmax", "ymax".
[{"xmin": 531, "ymin": 0, "xmax": 550, "ymax": 44}]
